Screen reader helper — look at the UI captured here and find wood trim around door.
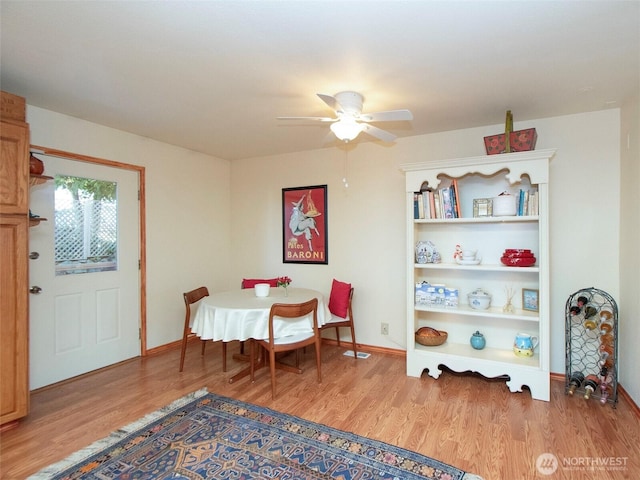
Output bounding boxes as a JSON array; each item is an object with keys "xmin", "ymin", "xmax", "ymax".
[{"xmin": 30, "ymin": 144, "xmax": 148, "ymax": 355}]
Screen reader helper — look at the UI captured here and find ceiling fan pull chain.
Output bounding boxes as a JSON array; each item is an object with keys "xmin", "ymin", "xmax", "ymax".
[{"xmin": 342, "ymin": 148, "xmax": 349, "ymax": 189}]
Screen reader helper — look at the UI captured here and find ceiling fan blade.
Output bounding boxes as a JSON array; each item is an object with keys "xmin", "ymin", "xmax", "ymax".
[
  {"xmin": 317, "ymin": 93, "xmax": 342, "ymax": 113},
  {"xmin": 277, "ymin": 116, "xmax": 336, "ymax": 122},
  {"xmin": 359, "ymin": 109, "xmax": 413, "ymax": 122},
  {"xmin": 361, "ymin": 123, "xmax": 397, "ymax": 142}
]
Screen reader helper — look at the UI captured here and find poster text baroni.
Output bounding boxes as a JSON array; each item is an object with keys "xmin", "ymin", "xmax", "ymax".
[{"xmin": 287, "ymin": 237, "xmax": 324, "ymax": 260}]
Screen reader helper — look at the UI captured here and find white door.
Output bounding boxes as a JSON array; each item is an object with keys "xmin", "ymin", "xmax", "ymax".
[{"xmin": 29, "ymin": 156, "xmax": 140, "ymax": 389}]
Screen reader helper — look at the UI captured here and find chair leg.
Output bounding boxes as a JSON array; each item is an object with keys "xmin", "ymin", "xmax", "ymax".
[
  {"xmin": 222, "ymin": 341, "xmax": 227, "ymax": 372},
  {"xmin": 269, "ymin": 349, "xmax": 277, "ymax": 399},
  {"xmin": 334, "ymin": 326, "xmax": 341, "ymax": 346},
  {"xmin": 179, "ymin": 333, "xmax": 188, "ymax": 372},
  {"xmin": 315, "ymin": 339, "xmax": 322, "ymax": 384},
  {"xmin": 201, "ymin": 340, "xmax": 206, "ymax": 355},
  {"xmin": 349, "ymin": 324, "xmax": 357, "ymax": 359}
]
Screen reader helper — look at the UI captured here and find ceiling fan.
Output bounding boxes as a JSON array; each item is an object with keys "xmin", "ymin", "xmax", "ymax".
[{"xmin": 277, "ymin": 91, "xmax": 413, "ymax": 143}]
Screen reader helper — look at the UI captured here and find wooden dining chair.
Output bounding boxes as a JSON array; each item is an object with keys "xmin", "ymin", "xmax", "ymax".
[
  {"xmin": 180, "ymin": 286, "xmax": 227, "ymax": 372},
  {"xmin": 321, "ymin": 280, "xmax": 357, "ymax": 358},
  {"xmin": 252, "ymin": 298, "xmax": 322, "ymax": 399}
]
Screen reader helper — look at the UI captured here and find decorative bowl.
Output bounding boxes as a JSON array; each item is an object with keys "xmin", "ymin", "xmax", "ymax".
[
  {"xmin": 500, "ymin": 256, "xmax": 536, "ymax": 267},
  {"xmin": 467, "ymin": 288, "xmax": 492, "ymax": 310},
  {"xmin": 502, "ymin": 251, "xmax": 535, "ymax": 259},
  {"xmin": 415, "ymin": 328, "xmax": 448, "ymax": 346}
]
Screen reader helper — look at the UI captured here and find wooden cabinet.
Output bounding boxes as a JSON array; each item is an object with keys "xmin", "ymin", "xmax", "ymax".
[
  {"xmin": 0, "ymin": 91, "xmax": 30, "ymax": 427},
  {"xmin": 0, "ymin": 217, "xmax": 29, "ymax": 426},
  {"xmin": 0, "ymin": 121, "xmax": 29, "ymax": 214},
  {"xmin": 400, "ymin": 149, "xmax": 555, "ymax": 402}
]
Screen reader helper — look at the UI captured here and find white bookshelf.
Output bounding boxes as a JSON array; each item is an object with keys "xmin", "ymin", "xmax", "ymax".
[{"xmin": 401, "ymin": 149, "xmax": 555, "ymax": 401}]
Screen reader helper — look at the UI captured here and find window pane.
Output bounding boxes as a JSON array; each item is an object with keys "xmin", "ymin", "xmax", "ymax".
[{"xmin": 54, "ymin": 175, "xmax": 117, "ymax": 275}]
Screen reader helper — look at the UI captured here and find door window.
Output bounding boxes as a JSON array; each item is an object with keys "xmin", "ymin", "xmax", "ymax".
[{"xmin": 54, "ymin": 175, "xmax": 117, "ymax": 275}]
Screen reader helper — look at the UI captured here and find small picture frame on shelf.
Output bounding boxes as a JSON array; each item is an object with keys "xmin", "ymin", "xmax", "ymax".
[
  {"xmin": 522, "ymin": 288, "xmax": 539, "ymax": 312},
  {"xmin": 473, "ymin": 198, "xmax": 493, "ymax": 217}
]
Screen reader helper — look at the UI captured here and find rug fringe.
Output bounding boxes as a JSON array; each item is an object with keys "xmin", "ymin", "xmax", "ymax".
[{"xmin": 28, "ymin": 388, "xmax": 209, "ymax": 479}]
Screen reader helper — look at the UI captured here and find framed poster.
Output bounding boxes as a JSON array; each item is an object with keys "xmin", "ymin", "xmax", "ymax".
[
  {"xmin": 282, "ymin": 185, "xmax": 328, "ymax": 264},
  {"xmin": 522, "ymin": 288, "xmax": 539, "ymax": 312}
]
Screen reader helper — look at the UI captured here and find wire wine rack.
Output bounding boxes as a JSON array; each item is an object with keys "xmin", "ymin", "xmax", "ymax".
[{"xmin": 565, "ymin": 287, "xmax": 618, "ymax": 406}]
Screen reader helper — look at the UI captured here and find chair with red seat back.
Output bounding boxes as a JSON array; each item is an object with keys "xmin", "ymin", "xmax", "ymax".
[
  {"xmin": 241, "ymin": 278, "xmax": 279, "ymax": 288},
  {"xmin": 320, "ymin": 279, "xmax": 357, "ymax": 358}
]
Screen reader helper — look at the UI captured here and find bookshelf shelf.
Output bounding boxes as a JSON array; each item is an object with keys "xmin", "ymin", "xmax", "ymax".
[
  {"xmin": 414, "ymin": 215, "xmax": 538, "ymax": 225},
  {"xmin": 401, "ymin": 149, "xmax": 555, "ymax": 401}
]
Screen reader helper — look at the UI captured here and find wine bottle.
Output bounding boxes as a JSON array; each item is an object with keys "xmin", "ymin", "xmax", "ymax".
[
  {"xmin": 599, "ymin": 316, "xmax": 613, "ymax": 334},
  {"xmin": 598, "ymin": 351, "xmax": 614, "ymax": 370},
  {"xmin": 600, "ymin": 384, "xmax": 612, "ymax": 404},
  {"xmin": 583, "ymin": 374, "xmax": 600, "ymax": 400},
  {"xmin": 599, "ymin": 343, "xmax": 614, "ymax": 358},
  {"xmin": 567, "ymin": 372, "xmax": 584, "ymax": 396}
]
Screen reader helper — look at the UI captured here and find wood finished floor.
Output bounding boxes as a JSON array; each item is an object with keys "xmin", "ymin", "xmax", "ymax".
[{"xmin": 1, "ymin": 341, "xmax": 639, "ymax": 479}]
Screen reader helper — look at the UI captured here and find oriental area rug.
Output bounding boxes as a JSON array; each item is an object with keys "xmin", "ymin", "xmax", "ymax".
[{"xmin": 30, "ymin": 389, "xmax": 483, "ymax": 480}]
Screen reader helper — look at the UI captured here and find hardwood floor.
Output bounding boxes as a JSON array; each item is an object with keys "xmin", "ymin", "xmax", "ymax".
[{"xmin": 1, "ymin": 341, "xmax": 639, "ymax": 479}]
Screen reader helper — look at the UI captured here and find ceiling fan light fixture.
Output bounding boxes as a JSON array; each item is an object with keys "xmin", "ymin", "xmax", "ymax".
[{"xmin": 330, "ymin": 119, "xmax": 363, "ymax": 142}]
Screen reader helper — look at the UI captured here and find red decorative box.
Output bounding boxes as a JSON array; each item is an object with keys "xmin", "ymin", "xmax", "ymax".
[{"xmin": 484, "ymin": 128, "xmax": 537, "ymax": 155}]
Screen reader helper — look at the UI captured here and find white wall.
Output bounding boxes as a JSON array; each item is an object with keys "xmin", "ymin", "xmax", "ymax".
[
  {"xmin": 26, "ymin": 106, "xmax": 232, "ymax": 350},
  {"xmin": 26, "ymin": 104, "xmax": 636, "ymax": 405},
  {"xmin": 619, "ymin": 94, "xmax": 640, "ymax": 405},
  {"xmin": 231, "ymin": 109, "xmax": 625, "ymax": 388}
]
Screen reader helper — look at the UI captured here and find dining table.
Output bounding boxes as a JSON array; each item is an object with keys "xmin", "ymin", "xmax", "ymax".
[{"xmin": 191, "ymin": 287, "xmax": 331, "ymax": 383}]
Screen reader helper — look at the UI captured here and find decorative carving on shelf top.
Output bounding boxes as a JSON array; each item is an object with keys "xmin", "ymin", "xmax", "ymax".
[{"xmin": 400, "ymin": 149, "xmax": 556, "ymax": 192}]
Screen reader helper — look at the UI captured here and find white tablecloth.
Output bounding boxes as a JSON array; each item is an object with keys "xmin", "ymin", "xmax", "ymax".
[{"xmin": 191, "ymin": 287, "xmax": 330, "ymax": 342}]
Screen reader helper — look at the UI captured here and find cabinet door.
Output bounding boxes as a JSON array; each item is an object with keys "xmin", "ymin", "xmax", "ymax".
[
  {"xmin": 0, "ymin": 121, "xmax": 29, "ymax": 215},
  {"xmin": 0, "ymin": 216, "xmax": 29, "ymax": 425}
]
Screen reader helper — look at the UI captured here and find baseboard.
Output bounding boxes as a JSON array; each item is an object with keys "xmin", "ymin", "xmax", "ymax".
[
  {"xmin": 319, "ymin": 338, "xmax": 405, "ymax": 358},
  {"xmin": 103, "ymin": 337, "xmax": 640, "ymax": 416}
]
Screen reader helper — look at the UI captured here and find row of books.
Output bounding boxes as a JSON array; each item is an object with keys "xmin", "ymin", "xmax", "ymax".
[
  {"xmin": 517, "ymin": 189, "xmax": 539, "ymax": 216},
  {"xmin": 413, "ymin": 184, "xmax": 539, "ymax": 219},
  {"xmin": 413, "ymin": 180, "xmax": 461, "ymax": 220}
]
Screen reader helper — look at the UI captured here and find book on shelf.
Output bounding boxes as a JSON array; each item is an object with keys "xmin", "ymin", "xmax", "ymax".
[
  {"xmin": 452, "ymin": 179, "xmax": 461, "ymax": 218},
  {"xmin": 422, "ymin": 191, "xmax": 431, "ymax": 219},
  {"xmin": 428, "ymin": 191, "xmax": 436, "ymax": 218},
  {"xmin": 433, "ymin": 190, "xmax": 442, "ymax": 219},
  {"xmin": 440, "ymin": 186, "xmax": 455, "ymax": 219},
  {"xmin": 516, "ymin": 188, "xmax": 538, "ymax": 216}
]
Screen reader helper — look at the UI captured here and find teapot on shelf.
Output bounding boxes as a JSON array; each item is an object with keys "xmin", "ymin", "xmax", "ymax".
[{"xmin": 513, "ymin": 332, "xmax": 538, "ymax": 357}]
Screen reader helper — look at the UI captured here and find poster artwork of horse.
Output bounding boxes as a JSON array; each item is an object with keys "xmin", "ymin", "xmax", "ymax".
[{"xmin": 282, "ymin": 185, "xmax": 328, "ymax": 264}]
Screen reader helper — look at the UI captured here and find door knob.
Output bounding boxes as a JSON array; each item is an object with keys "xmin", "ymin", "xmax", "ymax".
[
  {"xmin": 29, "ymin": 286, "xmax": 43, "ymax": 294},
  {"xmin": 29, "ymin": 251, "xmax": 40, "ymax": 260}
]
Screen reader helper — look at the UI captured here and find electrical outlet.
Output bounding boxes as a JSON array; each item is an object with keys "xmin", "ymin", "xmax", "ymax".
[{"xmin": 381, "ymin": 323, "xmax": 389, "ymax": 335}]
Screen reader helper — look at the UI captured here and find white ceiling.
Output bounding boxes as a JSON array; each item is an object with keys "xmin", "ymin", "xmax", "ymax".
[{"xmin": 1, "ymin": 1, "xmax": 638, "ymax": 161}]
